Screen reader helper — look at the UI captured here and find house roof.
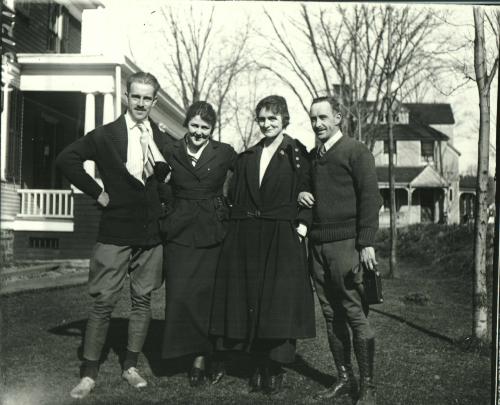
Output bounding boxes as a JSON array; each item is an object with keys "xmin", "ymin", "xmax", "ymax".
[
  {"xmin": 369, "ymin": 123, "xmax": 449, "ymax": 141},
  {"xmin": 411, "ymin": 165, "xmax": 448, "ymax": 187},
  {"xmin": 363, "ymin": 101, "xmax": 455, "ymax": 125},
  {"xmin": 376, "ymin": 166, "xmax": 424, "ymax": 184},
  {"xmin": 376, "ymin": 165, "xmax": 447, "ymax": 187},
  {"xmin": 405, "ymin": 103, "xmax": 455, "ymax": 125}
]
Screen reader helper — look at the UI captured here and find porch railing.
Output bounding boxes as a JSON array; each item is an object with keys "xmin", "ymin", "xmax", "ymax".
[{"xmin": 17, "ymin": 189, "xmax": 74, "ymax": 218}]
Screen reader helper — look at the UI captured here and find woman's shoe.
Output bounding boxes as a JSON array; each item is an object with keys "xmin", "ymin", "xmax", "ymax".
[
  {"xmin": 261, "ymin": 362, "xmax": 285, "ymax": 395},
  {"xmin": 210, "ymin": 359, "xmax": 226, "ymax": 385},
  {"xmin": 248, "ymin": 366, "xmax": 263, "ymax": 393},
  {"xmin": 188, "ymin": 366, "xmax": 206, "ymax": 387}
]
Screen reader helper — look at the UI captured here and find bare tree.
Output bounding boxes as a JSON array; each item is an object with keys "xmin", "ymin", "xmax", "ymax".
[
  {"xmin": 230, "ymin": 71, "xmax": 262, "ymax": 151},
  {"xmin": 471, "ymin": 6, "xmax": 499, "ymax": 342},
  {"xmin": 385, "ymin": 6, "xmax": 398, "ymax": 279},
  {"xmin": 260, "ymin": 4, "xmax": 452, "ymax": 150},
  {"xmin": 159, "ymin": 5, "xmax": 252, "ymax": 140}
]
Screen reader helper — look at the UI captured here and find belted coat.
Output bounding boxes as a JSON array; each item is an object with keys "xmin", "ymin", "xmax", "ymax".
[
  {"xmin": 159, "ymin": 135, "xmax": 237, "ymax": 358},
  {"xmin": 210, "ymin": 134, "xmax": 315, "ymax": 342},
  {"xmin": 159, "ymin": 136, "xmax": 237, "ymax": 247}
]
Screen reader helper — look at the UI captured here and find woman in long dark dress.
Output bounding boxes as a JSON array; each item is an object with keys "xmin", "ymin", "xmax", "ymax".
[
  {"xmin": 209, "ymin": 95, "xmax": 315, "ymax": 395},
  {"xmin": 160, "ymin": 101, "xmax": 236, "ymax": 386}
]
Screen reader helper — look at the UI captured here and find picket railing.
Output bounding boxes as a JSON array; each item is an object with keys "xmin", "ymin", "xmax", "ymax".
[{"xmin": 17, "ymin": 189, "xmax": 74, "ymax": 218}]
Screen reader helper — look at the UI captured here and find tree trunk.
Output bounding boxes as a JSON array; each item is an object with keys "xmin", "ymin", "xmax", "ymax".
[
  {"xmin": 472, "ymin": 6, "xmax": 490, "ymax": 342},
  {"xmin": 387, "ymin": 6, "xmax": 398, "ymax": 279}
]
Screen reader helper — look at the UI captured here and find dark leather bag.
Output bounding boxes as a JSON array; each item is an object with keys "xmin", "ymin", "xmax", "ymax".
[{"xmin": 361, "ymin": 264, "xmax": 384, "ymax": 305}]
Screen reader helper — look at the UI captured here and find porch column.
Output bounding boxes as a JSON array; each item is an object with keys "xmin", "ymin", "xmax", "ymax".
[
  {"xmin": 83, "ymin": 92, "xmax": 96, "ymax": 177},
  {"xmin": 407, "ymin": 186, "xmax": 413, "ymax": 224},
  {"xmin": 102, "ymin": 93, "xmax": 114, "ymax": 125},
  {"xmin": 434, "ymin": 189, "xmax": 440, "ymax": 223},
  {"xmin": 0, "ymin": 83, "xmax": 10, "ymax": 181}
]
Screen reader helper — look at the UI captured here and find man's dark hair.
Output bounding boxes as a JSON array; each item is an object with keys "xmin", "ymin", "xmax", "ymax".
[
  {"xmin": 311, "ymin": 96, "xmax": 342, "ymax": 116},
  {"xmin": 126, "ymin": 72, "xmax": 161, "ymax": 96},
  {"xmin": 255, "ymin": 95, "xmax": 290, "ymax": 128},
  {"xmin": 183, "ymin": 101, "xmax": 217, "ymax": 134}
]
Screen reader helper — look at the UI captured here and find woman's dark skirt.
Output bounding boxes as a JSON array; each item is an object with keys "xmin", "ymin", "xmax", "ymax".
[
  {"xmin": 209, "ymin": 218, "xmax": 315, "ymax": 363},
  {"xmin": 162, "ymin": 241, "xmax": 221, "ymax": 359}
]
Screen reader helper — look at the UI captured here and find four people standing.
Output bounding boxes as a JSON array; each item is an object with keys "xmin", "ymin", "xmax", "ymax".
[{"xmin": 58, "ymin": 71, "xmax": 380, "ymax": 403}]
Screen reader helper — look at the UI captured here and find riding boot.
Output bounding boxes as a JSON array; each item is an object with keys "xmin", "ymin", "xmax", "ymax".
[
  {"xmin": 314, "ymin": 324, "xmax": 358, "ymax": 400},
  {"xmin": 354, "ymin": 337, "xmax": 376, "ymax": 405}
]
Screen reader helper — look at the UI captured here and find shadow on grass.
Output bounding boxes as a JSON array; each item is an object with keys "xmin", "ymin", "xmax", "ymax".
[
  {"xmin": 371, "ymin": 307, "xmax": 455, "ymax": 344},
  {"xmin": 286, "ymin": 354, "xmax": 334, "ymax": 387},
  {"xmin": 48, "ymin": 318, "xmax": 185, "ymax": 376},
  {"xmin": 48, "ymin": 319, "xmax": 334, "ymax": 385}
]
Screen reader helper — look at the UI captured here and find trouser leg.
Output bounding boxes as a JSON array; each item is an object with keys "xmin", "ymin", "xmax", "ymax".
[
  {"xmin": 126, "ymin": 245, "xmax": 163, "ymax": 362},
  {"xmin": 82, "ymin": 243, "xmax": 131, "ymax": 375},
  {"xmin": 309, "ymin": 242, "xmax": 358, "ymax": 400},
  {"xmin": 315, "ymin": 239, "xmax": 376, "ymax": 404}
]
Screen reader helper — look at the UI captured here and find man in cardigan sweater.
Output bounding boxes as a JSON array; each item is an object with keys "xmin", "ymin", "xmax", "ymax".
[
  {"xmin": 57, "ymin": 72, "xmax": 170, "ymax": 399},
  {"xmin": 299, "ymin": 97, "xmax": 381, "ymax": 405}
]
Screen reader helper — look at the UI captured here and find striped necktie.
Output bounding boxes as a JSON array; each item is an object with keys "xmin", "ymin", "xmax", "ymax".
[
  {"xmin": 137, "ymin": 122, "xmax": 154, "ymax": 181},
  {"xmin": 187, "ymin": 155, "xmax": 198, "ymax": 167},
  {"xmin": 318, "ymin": 144, "xmax": 327, "ymax": 159}
]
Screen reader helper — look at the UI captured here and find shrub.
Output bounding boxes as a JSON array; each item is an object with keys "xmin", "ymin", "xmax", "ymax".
[{"xmin": 376, "ymin": 223, "xmax": 494, "ymax": 279}]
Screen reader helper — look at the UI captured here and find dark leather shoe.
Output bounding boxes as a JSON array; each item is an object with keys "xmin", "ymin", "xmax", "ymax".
[
  {"xmin": 314, "ymin": 365, "xmax": 358, "ymax": 400},
  {"xmin": 188, "ymin": 367, "xmax": 206, "ymax": 387},
  {"xmin": 248, "ymin": 366, "xmax": 263, "ymax": 393},
  {"xmin": 210, "ymin": 360, "xmax": 225, "ymax": 385},
  {"xmin": 262, "ymin": 365, "xmax": 285, "ymax": 396},
  {"xmin": 356, "ymin": 377, "xmax": 376, "ymax": 405}
]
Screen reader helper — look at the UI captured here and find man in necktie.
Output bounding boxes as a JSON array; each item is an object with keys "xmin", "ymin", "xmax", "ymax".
[
  {"xmin": 298, "ymin": 97, "xmax": 381, "ymax": 405},
  {"xmin": 137, "ymin": 122, "xmax": 168, "ymax": 182},
  {"xmin": 57, "ymin": 72, "xmax": 171, "ymax": 399}
]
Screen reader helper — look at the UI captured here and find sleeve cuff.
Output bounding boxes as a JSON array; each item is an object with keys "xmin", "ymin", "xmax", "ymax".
[{"xmin": 357, "ymin": 228, "xmax": 377, "ymax": 247}]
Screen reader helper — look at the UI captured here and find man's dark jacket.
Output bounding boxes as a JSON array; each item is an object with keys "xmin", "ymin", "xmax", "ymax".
[{"xmin": 56, "ymin": 115, "xmax": 169, "ymax": 246}]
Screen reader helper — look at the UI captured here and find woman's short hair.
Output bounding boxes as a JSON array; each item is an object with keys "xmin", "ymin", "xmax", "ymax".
[
  {"xmin": 126, "ymin": 72, "xmax": 160, "ymax": 95},
  {"xmin": 255, "ymin": 95, "xmax": 290, "ymax": 128},
  {"xmin": 183, "ymin": 101, "xmax": 217, "ymax": 134}
]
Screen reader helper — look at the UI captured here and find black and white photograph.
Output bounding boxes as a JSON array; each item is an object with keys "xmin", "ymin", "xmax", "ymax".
[{"xmin": 0, "ymin": 0, "xmax": 498, "ymax": 404}]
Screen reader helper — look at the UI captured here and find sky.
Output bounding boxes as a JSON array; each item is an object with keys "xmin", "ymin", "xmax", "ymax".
[{"xmin": 100, "ymin": 0, "xmax": 498, "ymax": 174}]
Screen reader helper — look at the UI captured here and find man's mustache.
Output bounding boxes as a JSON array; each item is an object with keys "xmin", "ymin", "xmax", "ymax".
[{"xmin": 135, "ymin": 107, "xmax": 146, "ymax": 111}]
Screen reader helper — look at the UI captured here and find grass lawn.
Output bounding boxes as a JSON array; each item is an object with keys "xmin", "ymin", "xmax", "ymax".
[{"xmin": 0, "ymin": 256, "xmax": 491, "ymax": 405}]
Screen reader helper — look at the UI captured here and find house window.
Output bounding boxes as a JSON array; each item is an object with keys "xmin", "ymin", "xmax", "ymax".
[
  {"xmin": 383, "ymin": 140, "xmax": 397, "ymax": 154},
  {"xmin": 399, "ymin": 111, "xmax": 409, "ymax": 124},
  {"xmin": 47, "ymin": 3, "xmax": 68, "ymax": 52},
  {"xmin": 421, "ymin": 141, "xmax": 434, "ymax": 162}
]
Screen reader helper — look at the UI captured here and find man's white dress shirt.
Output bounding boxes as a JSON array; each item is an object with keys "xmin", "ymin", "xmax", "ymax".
[{"xmin": 125, "ymin": 112, "xmax": 153, "ymax": 184}]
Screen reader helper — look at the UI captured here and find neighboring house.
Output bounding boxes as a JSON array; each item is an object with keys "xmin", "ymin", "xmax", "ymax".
[
  {"xmin": 458, "ymin": 175, "xmax": 496, "ymax": 224},
  {"xmin": 368, "ymin": 102, "xmax": 462, "ymax": 226},
  {"xmin": 0, "ymin": 0, "xmax": 185, "ymax": 262}
]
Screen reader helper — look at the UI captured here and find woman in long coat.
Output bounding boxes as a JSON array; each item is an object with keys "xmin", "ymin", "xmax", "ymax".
[
  {"xmin": 160, "ymin": 101, "xmax": 236, "ymax": 386},
  {"xmin": 210, "ymin": 95, "xmax": 315, "ymax": 395}
]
